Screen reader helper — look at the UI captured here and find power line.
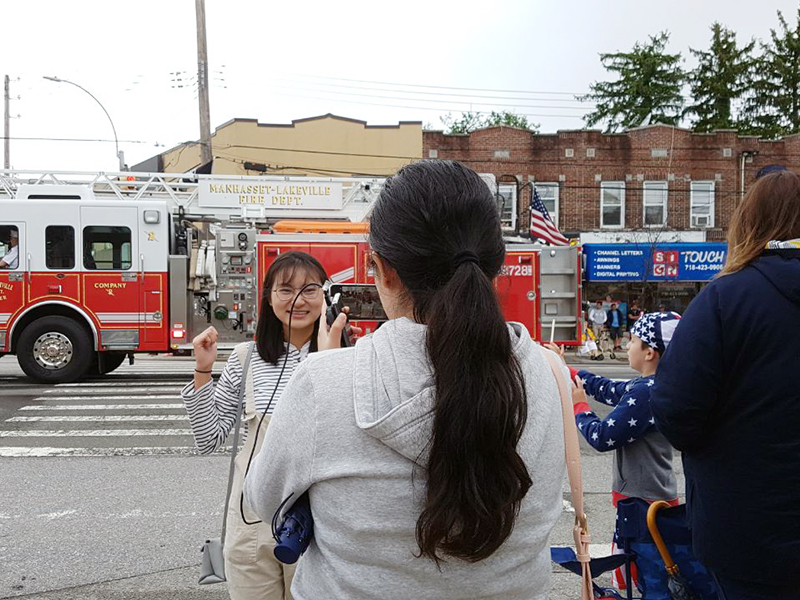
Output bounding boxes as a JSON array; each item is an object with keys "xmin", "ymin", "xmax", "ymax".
[
  {"xmin": 273, "ymin": 77, "xmax": 594, "ymax": 104},
  {"xmin": 291, "ymin": 73, "xmax": 586, "ymax": 97},
  {"xmin": 0, "ymin": 135, "xmax": 150, "ymax": 144},
  {"xmin": 271, "ymin": 89, "xmax": 585, "ymax": 119},
  {"xmin": 269, "ymin": 83, "xmax": 589, "ymax": 111}
]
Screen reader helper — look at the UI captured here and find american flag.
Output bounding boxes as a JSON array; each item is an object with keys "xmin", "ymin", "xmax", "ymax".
[{"xmin": 530, "ymin": 188, "xmax": 568, "ymax": 246}]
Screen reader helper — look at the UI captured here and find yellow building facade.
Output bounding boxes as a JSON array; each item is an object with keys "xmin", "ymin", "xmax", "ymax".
[{"xmin": 135, "ymin": 114, "xmax": 422, "ymax": 177}]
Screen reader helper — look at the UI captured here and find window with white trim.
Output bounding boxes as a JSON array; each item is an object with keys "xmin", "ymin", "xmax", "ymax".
[
  {"xmin": 534, "ymin": 183, "xmax": 559, "ymax": 226},
  {"xmin": 497, "ymin": 184, "xmax": 517, "ymax": 230},
  {"xmin": 600, "ymin": 182, "xmax": 625, "ymax": 228},
  {"xmin": 643, "ymin": 181, "xmax": 668, "ymax": 227},
  {"xmin": 690, "ymin": 181, "xmax": 715, "ymax": 228}
]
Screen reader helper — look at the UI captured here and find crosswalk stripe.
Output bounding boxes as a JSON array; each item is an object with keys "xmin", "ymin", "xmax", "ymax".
[
  {"xmin": 44, "ymin": 387, "xmax": 184, "ymax": 394},
  {"xmin": 0, "ymin": 429, "xmax": 193, "ymax": 437},
  {"xmin": 35, "ymin": 395, "xmax": 180, "ymax": 401},
  {"xmin": 52, "ymin": 381, "xmax": 186, "ymax": 388},
  {"xmin": 8, "ymin": 416, "xmax": 188, "ymax": 423},
  {"xmin": 0, "ymin": 446, "xmax": 211, "ymax": 457},
  {"xmin": 20, "ymin": 404, "xmax": 185, "ymax": 411}
]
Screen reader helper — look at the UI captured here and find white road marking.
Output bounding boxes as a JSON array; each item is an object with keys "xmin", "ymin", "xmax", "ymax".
[
  {"xmin": 53, "ymin": 381, "xmax": 187, "ymax": 388},
  {"xmin": 38, "ymin": 510, "xmax": 78, "ymax": 520},
  {"xmin": 34, "ymin": 395, "xmax": 180, "ymax": 401},
  {"xmin": 8, "ymin": 415, "xmax": 188, "ymax": 423},
  {"xmin": 0, "ymin": 446, "xmax": 232, "ymax": 457},
  {"xmin": 0, "ymin": 429, "xmax": 193, "ymax": 437},
  {"xmin": 20, "ymin": 404, "xmax": 185, "ymax": 411},
  {"xmin": 43, "ymin": 387, "xmax": 183, "ymax": 394},
  {"xmin": 552, "ymin": 544, "xmax": 612, "ymax": 559}
]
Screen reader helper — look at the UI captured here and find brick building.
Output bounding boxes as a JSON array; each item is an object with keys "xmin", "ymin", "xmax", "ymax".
[
  {"xmin": 424, "ymin": 123, "xmax": 799, "ymax": 242},
  {"xmin": 424, "ymin": 124, "xmax": 799, "ymax": 313}
]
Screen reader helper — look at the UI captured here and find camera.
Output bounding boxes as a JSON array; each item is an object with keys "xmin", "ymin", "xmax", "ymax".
[{"xmin": 273, "ymin": 492, "xmax": 314, "ymax": 564}]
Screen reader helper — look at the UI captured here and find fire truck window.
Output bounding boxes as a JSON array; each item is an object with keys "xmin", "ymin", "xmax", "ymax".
[
  {"xmin": 0, "ymin": 225, "xmax": 20, "ymax": 270},
  {"xmin": 82, "ymin": 226, "xmax": 132, "ymax": 270},
  {"xmin": 45, "ymin": 226, "xmax": 75, "ymax": 270}
]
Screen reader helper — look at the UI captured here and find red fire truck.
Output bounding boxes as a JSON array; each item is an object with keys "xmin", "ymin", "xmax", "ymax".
[{"xmin": 0, "ymin": 170, "xmax": 581, "ymax": 383}]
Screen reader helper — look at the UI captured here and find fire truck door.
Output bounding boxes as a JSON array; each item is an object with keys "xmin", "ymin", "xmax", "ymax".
[
  {"xmin": 0, "ymin": 222, "xmax": 26, "ymax": 352},
  {"xmin": 80, "ymin": 207, "xmax": 143, "ymax": 350},
  {"xmin": 495, "ymin": 251, "xmax": 539, "ymax": 340}
]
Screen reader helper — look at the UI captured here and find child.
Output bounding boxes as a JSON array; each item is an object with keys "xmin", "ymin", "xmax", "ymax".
[{"xmin": 554, "ymin": 311, "xmax": 681, "ymax": 590}]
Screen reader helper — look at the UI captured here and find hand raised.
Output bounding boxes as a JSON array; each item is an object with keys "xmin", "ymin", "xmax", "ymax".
[{"xmin": 192, "ymin": 326, "xmax": 218, "ymax": 371}]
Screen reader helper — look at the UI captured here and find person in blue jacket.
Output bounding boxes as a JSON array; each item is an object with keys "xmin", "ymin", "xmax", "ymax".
[{"xmin": 651, "ymin": 170, "xmax": 800, "ymax": 600}]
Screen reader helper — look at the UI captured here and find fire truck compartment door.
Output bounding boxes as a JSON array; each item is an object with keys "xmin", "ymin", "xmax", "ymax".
[
  {"xmin": 0, "ymin": 222, "xmax": 26, "ymax": 352},
  {"xmin": 80, "ymin": 206, "xmax": 142, "ymax": 348}
]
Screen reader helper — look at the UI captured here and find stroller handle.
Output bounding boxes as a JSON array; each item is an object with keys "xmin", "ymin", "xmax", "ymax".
[{"xmin": 646, "ymin": 501, "xmax": 680, "ymax": 576}]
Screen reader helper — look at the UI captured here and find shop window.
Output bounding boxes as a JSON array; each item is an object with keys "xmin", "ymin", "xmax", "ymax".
[
  {"xmin": 643, "ymin": 181, "xmax": 668, "ymax": 227},
  {"xmin": 600, "ymin": 182, "xmax": 625, "ymax": 228},
  {"xmin": 498, "ymin": 184, "xmax": 517, "ymax": 230},
  {"xmin": 690, "ymin": 181, "xmax": 715, "ymax": 228},
  {"xmin": 535, "ymin": 183, "xmax": 559, "ymax": 225},
  {"xmin": 0, "ymin": 225, "xmax": 20, "ymax": 270},
  {"xmin": 83, "ymin": 226, "xmax": 132, "ymax": 270},
  {"xmin": 46, "ymin": 226, "xmax": 75, "ymax": 270}
]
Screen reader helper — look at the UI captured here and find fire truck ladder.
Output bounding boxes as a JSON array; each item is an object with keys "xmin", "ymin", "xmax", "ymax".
[{"xmin": 0, "ymin": 169, "xmax": 384, "ymax": 222}]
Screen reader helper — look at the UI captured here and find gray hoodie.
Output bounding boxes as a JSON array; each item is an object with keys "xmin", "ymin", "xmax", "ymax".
[{"xmin": 245, "ymin": 318, "xmax": 567, "ymax": 600}]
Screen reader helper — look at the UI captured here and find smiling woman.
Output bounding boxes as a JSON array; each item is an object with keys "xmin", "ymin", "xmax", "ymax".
[{"xmin": 181, "ymin": 250, "xmax": 350, "ymax": 600}]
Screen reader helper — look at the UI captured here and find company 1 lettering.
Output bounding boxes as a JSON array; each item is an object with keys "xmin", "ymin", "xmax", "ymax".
[{"xmin": 94, "ymin": 283, "xmax": 127, "ymax": 289}]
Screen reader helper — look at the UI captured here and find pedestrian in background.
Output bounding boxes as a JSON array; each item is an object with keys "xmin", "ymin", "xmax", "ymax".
[
  {"xmin": 606, "ymin": 302, "xmax": 624, "ymax": 350},
  {"xmin": 183, "ymin": 251, "xmax": 351, "ymax": 600},
  {"xmin": 588, "ymin": 300, "xmax": 607, "ymax": 339},
  {"xmin": 626, "ymin": 299, "xmax": 641, "ymax": 331},
  {"xmin": 651, "ymin": 170, "xmax": 800, "ymax": 600},
  {"xmin": 245, "ymin": 161, "xmax": 567, "ymax": 600}
]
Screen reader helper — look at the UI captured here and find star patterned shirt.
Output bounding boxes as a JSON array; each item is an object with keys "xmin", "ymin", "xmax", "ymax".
[{"xmin": 574, "ymin": 371, "xmax": 657, "ymax": 452}]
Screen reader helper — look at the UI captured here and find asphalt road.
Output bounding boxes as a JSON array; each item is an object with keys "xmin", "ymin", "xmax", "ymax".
[{"xmin": 0, "ymin": 353, "xmax": 681, "ymax": 599}]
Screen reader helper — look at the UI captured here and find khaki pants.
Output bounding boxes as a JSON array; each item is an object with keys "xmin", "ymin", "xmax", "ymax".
[{"xmin": 224, "ymin": 520, "xmax": 296, "ymax": 600}]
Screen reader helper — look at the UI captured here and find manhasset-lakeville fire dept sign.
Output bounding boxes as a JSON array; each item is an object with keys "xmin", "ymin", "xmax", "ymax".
[{"xmin": 199, "ymin": 178, "xmax": 344, "ymax": 210}]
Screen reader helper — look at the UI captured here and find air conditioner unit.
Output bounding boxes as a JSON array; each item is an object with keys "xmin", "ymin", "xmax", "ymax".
[{"xmin": 692, "ymin": 215, "xmax": 711, "ymax": 228}]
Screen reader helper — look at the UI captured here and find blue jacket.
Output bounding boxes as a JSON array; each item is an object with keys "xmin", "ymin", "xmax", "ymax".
[
  {"xmin": 575, "ymin": 372, "xmax": 676, "ymax": 501},
  {"xmin": 651, "ymin": 250, "xmax": 800, "ymax": 585},
  {"xmin": 606, "ymin": 309, "xmax": 623, "ymax": 329}
]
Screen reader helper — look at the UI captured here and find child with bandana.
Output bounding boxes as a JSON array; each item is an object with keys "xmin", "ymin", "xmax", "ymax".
[{"xmin": 549, "ymin": 311, "xmax": 682, "ymax": 589}]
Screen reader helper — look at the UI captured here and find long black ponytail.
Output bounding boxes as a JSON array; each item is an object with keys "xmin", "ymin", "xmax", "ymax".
[{"xmin": 369, "ymin": 160, "xmax": 531, "ymax": 564}]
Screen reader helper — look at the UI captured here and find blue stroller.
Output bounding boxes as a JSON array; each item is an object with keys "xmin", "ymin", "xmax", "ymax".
[{"xmin": 552, "ymin": 498, "xmax": 718, "ymax": 599}]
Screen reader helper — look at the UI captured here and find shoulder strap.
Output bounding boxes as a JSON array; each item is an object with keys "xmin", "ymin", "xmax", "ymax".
[
  {"xmin": 219, "ymin": 341, "xmax": 255, "ymax": 546},
  {"xmin": 543, "ymin": 350, "xmax": 593, "ymax": 600}
]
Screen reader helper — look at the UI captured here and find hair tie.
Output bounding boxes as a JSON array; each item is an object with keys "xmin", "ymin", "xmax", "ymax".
[{"xmin": 453, "ymin": 250, "xmax": 480, "ymax": 269}]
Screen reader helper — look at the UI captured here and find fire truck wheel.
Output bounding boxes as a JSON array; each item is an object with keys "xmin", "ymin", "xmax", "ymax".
[{"xmin": 17, "ymin": 317, "xmax": 93, "ymax": 383}]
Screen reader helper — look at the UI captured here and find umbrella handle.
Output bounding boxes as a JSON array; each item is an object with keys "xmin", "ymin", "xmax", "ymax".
[{"xmin": 646, "ymin": 501, "xmax": 679, "ymax": 575}]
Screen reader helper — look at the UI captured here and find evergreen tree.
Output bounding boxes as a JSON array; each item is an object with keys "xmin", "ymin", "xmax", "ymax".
[
  {"xmin": 685, "ymin": 23, "xmax": 755, "ymax": 132},
  {"xmin": 741, "ymin": 9, "xmax": 800, "ymax": 138},
  {"xmin": 581, "ymin": 32, "xmax": 685, "ymax": 132}
]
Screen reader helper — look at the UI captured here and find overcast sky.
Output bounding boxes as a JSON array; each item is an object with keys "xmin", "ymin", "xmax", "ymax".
[{"xmin": 1, "ymin": 0, "xmax": 798, "ymax": 173}]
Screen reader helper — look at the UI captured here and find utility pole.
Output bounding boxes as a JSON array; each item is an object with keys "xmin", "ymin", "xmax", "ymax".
[
  {"xmin": 4, "ymin": 75, "xmax": 10, "ymax": 169},
  {"xmin": 195, "ymin": 0, "xmax": 212, "ymax": 166}
]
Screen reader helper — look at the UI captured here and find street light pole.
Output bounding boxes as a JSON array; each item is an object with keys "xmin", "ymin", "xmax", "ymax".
[
  {"xmin": 42, "ymin": 76, "xmax": 125, "ymax": 171},
  {"xmin": 195, "ymin": 0, "xmax": 212, "ymax": 165}
]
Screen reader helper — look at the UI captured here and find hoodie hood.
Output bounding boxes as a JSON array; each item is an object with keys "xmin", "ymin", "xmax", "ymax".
[
  {"xmin": 352, "ymin": 317, "xmax": 533, "ymax": 463},
  {"xmin": 753, "ymin": 250, "xmax": 800, "ymax": 306}
]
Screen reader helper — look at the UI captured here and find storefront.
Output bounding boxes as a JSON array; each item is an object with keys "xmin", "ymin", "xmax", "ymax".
[{"xmin": 582, "ymin": 242, "xmax": 728, "ymax": 323}]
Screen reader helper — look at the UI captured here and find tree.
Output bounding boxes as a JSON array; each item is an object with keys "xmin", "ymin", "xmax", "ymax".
[
  {"xmin": 580, "ymin": 32, "xmax": 685, "ymax": 132},
  {"xmin": 439, "ymin": 111, "xmax": 537, "ymax": 134},
  {"xmin": 684, "ymin": 23, "xmax": 755, "ymax": 132},
  {"xmin": 740, "ymin": 8, "xmax": 800, "ymax": 138}
]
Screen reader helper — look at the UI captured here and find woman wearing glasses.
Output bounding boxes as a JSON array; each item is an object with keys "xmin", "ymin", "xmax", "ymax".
[{"xmin": 182, "ymin": 251, "xmax": 350, "ymax": 600}]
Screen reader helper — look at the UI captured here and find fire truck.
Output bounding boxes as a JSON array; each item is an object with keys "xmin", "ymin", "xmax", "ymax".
[{"xmin": 0, "ymin": 170, "xmax": 581, "ymax": 383}]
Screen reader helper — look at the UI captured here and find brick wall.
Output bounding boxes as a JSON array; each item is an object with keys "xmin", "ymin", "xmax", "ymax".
[{"xmin": 424, "ymin": 125, "xmax": 800, "ymax": 242}]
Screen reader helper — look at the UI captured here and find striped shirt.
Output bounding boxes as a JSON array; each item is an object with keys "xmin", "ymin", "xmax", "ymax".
[{"xmin": 181, "ymin": 341, "xmax": 311, "ymax": 455}]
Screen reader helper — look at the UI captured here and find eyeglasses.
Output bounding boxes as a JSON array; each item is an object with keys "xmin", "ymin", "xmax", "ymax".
[{"xmin": 272, "ymin": 285, "xmax": 322, "ymax": 302}]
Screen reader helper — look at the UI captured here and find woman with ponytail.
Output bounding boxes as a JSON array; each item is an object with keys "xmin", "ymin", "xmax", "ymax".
[{"xmin": 245, "ymin": 161, "xmax": 568, "ymax": 599}]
